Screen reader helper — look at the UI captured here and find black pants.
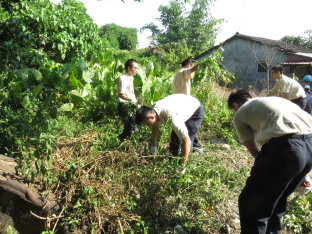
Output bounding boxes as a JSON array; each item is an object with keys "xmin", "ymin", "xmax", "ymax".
[
  {"xmin": 169, "ymin": 104, "xmax": 204, "ymax": 156},
  {"xmin": 239, "ymin": 133, "xmax": 312, "ymax": 234},
  {"xmin": 117, "ymin": 102, "xmax": 137, "ymax": 141},
  {"xmin": 291, "ymin": 97, "xmax": 307, "ymax": 110}
]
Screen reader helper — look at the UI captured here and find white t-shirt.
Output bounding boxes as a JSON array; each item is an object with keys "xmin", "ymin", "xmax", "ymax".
[
  {"xmin": 272, "ymin": 75, "xmax": 306, "ymax": 100},
  {"xmin": 172, "ymin": 68, "xmax": 195, "ymax": 95},
  {"xmin": 233, "ymin": 97, "xmax": 312, "ymax": 145},
  {"xmin": 152, "ymin": 94, "xmax": 200, "ymax": 140},
  {"xmin": 117, "ymin": 73, "xmax": 136, "ymax": 103}
]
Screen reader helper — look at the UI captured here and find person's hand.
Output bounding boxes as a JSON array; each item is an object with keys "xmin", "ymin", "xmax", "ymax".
[
  {"xmin": 130, "ymin": 99, "xmax": 138, "ymax": 105},
  {"xmin": 150, "ymin": 145, "xmax": 158, "ymax": 154},
  {"xmin": 137, "ymin": 98, "xmax": 144, "ymax": 105}
]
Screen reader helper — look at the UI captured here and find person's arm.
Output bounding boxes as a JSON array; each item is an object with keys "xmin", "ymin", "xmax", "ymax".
[
  {"xmin": 119, "ymin": 93, "xmax": 131, "ymax": 102},
  {"xmin": 181, "ymin": 65, "xmax": 200, "ymax": 81},
  {"xmin": 118, "ymin": 93, "xmax": 137, "ymax": 104},
  {"xmin": 268, "ymin": 90, "xmax": 277, "ymax": 96},
  {"xmin": 268, "ymin": 82, "xmax": 280, "ymax": 96},
  {"xmin": 191, "ymin": 64, "xmax": 200, "ymax": 73},
  {"xmin": 281, "ymin": 92, "xmax": 289, "ymax": 99},
  {"xmin": 243, "ymin": 139, "xmax": 260, "ymax": 158},
  {"xmin": 180, "ymin": 136, "xmax": 192, "ymax": 164},
  {"xmin": 151, "ymin": 124, "xmax": 160, "ymax": 148}
]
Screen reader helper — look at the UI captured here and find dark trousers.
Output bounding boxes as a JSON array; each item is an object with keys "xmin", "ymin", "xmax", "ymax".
[
  {"xmin": 117, "ymin": 102, "xmax": 137, "ymax": 141},
  {"xmin": 169, "ymin": 104, "xmax": 204, "ymax": 156},
  {"xmin": 239, "ymin": 134, "xmax": 312, "ymax": 234},
  {"xmin": 291, "ymin": 97, "xmax": 307, "ymax": 110}
]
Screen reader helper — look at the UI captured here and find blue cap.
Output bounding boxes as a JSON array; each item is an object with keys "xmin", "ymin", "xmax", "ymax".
[{"xmin": 303, "ymin": 75, "xmax": 312, "ymax": 82}]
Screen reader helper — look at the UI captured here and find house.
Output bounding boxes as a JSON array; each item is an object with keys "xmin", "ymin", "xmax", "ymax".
[{"xmin": 196, "ymin": 32, "xmax": 312, "ymax": 90}]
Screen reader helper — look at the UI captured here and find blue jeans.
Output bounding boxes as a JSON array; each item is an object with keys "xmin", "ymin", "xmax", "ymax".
[
  {"xmin": 239, "ymin": 133, "xmax": 312, "ymax": 234},
  {"xmin": 169, "ymin": 104, "xmax": 204, "ymax": 156}
]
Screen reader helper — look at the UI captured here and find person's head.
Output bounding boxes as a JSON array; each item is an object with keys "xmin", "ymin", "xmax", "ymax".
[
  {"xmin": 181, "ymin": 57, "xmax": 195, "ymax": 68},
  {"xmin": 125, "ymin": 59, "xmax": 139, "ymax": 76},
  {"xmin": 305, "ymin": 84, "xmax": 311, "ymax": 93},
  {"xmin": 227, "ymin": 89, "xmax": 252, "ymax": 112},
  {"xmin": 135, "ymin": 106, "xmax": 158, "ymax": 127},
  {"xmin": 271, "ymin": 65, "xmax": 283, "ymax": 80}
]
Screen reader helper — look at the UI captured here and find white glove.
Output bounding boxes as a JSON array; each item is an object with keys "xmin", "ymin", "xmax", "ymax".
[
  {"xmin": 130, "ymin": 99, "xmax": 138, "ymax": 105},
  {"xmin": 150, "ymin": 145, "xmax": 158, "ymax": 154}
]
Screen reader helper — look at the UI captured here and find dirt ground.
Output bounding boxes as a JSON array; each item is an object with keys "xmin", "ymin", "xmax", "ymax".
[{"xmin": 208, "ymin": 142, "xmax": 311, "ymax": 234}]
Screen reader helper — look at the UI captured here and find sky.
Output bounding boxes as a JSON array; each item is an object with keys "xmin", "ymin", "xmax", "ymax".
[{"xmin": 50, "ymin": 0, "xmax": 312, "ymax": 49}]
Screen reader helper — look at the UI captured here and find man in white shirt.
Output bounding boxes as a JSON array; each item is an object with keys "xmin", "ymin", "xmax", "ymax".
[
  {"xmin": 269, "ymin": 65, "xmax": 307, "ymax": 109},
  {"xmin": 228, "ymin": 89, "xmax": 312, "ymax": 234},
  {"xmin": 135, "ymin": 94, "xmax": 204, "ymax": 164},
  {"xmin": 117, "ymin": 59, "xmax": 139, "ymax": 142}
]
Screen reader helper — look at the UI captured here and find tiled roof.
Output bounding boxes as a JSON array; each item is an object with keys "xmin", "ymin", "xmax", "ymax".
[{"xmin": 197, "ymin": 32, "xmax": 312, "ymax": 59}]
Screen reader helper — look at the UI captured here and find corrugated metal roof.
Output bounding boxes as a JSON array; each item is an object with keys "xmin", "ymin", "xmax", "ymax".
[{"xmin": 281, "ymin": 61, "xmax": 312, "ymax": 65}]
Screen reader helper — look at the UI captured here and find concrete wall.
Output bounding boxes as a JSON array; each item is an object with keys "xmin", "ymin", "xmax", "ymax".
[{"xmin": 201, "ymin": 38, "xmax": 306, "ymax": 90}]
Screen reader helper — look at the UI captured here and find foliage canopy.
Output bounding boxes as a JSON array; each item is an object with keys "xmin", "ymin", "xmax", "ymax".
[
  {"xmin": 141, "ymin": 0, "xmax": 222, "ymax": 55},
  {"xmin": 281, "ymin": 30, "xmax": 312, "ymax": 49},
  {"xmin": 99, "ymin": 23, "xmax": 138, "ymax": 50}
]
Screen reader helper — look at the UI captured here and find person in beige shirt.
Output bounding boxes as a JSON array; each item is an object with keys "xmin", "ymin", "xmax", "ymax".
[
  {"xmin": 228, "ymin": 89, "xmax": 312, "ymax": 234},
  {"xmin": 269, "ymin": 65, "xmax": 307, "ymax": 109},
  {"xmin": 173, "ymin": 57, "xmax": 200, "ymax": 95}
]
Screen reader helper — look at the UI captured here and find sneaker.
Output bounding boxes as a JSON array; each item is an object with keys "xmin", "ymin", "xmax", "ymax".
[{"xmin": 193, "ymin": 146, "xmax": 205, "ymax": 156}]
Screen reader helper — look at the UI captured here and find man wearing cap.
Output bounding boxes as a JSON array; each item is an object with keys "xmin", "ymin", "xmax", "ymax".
[
  {"xmin": 269, "ymin": 65, "xmax": 307, "ymax": 109},
  {"xmin": 135, "ymin": 94, "xmax": 204, "ymax": 164},
  {"xmin": 228, "ymin": 89, "xmax": 312, "ymax": 234}
]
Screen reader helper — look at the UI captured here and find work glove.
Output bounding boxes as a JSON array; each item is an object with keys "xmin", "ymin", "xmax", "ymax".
[{"xmin": 130, "ymin": 99, "xmax": 138, "ymax": 106}]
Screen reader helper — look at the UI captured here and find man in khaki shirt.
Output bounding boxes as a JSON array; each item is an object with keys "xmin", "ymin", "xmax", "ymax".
[
  {"xmin": 173, "ymin": 57, "xmax": 200, "ymax": 95},
  {"xmin": 228, "ymin": 89, "xmax": 312, "ymax": 234},
  {"xmin": 269, "ymin": 65, "xmax": 307, "ymax": 109}
]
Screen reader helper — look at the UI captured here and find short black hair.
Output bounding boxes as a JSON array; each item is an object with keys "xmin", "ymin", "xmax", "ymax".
[
  {"xmin": 227, "ymin": 89, "xmax": 252, "ymax": 109},
  {"xmin": 271, "ymin": 65, "xmax": 283, "ymax": 73},
  {"xmin": 181, "ymin": 57, "xmax": 195, "ymax": 67},
  {"xmin": 135, "ymin": 106, "xmax": 154, "ymax": 125},
  {"xmin": 125, "ymin": 58, "xmax": 138, "ymax": 71}
]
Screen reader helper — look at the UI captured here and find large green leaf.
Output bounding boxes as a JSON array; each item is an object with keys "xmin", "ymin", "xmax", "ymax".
[
  {"xmin": 31, "ymin": 83, "xmax": 44, "ymax": 96},
  {"xmin": 58, "ymin": 102, "xmax": 74, "ymax": 112},
  {"xmin": 21, "ymin": 95, "xmax": 30, "ymax": 108},
  {"xmin": 29, "ymin": 69, "xmax": 43, "ymax": 81}
]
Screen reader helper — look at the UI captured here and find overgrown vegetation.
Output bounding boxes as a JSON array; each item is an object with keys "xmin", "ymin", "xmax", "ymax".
[{"xmin": 0, "ymin": 0, "xmax": 311, "ymax": 233}]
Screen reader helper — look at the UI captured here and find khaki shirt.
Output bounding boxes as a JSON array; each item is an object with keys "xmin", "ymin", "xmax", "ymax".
[
  {"xmin": 117, "ymin": 73, "xmax": 136, "ymax": 103},
  {"xmin": 173, "ymin": 68, "xmax": 195, "ymax": 95},
  {"xmin": 272, "ymin": 75, "xmax": 306, "ymax": 100},
  {"xmin": 233, "ymin": 97, "xmax": 312, "ymax": 145},
  {"xmin": 152, "ymin": 94, "xmax": 200, "ymax": 140}
]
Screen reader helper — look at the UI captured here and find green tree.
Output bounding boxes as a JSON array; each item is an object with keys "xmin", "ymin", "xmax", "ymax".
[
  {"xmin": 0, "ymin": 0, "xmax": 105, "ymax": 68},
  {"xmin": 281, "ymin": 30, "xmax": 312, "ymax": 49},
  {"xmin": 99, "ymin": 23, "xmax": 138, "ymax": 50},
  {"xmin": 141, "ymin": 0, "xmax": 221, "ymax": 55}
]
